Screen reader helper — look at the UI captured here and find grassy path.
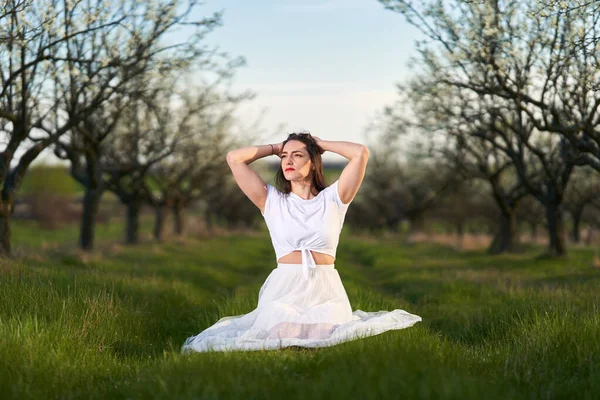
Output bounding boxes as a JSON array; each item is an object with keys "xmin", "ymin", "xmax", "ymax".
[{"xmin": 1, "ymin": 228, "xmax": 599, "ymax": 399}]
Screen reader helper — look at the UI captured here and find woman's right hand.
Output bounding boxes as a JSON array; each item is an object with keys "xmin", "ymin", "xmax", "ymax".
[{"xmin": 272, "ymin": 142, "xmax": 284, "ymax": 158}]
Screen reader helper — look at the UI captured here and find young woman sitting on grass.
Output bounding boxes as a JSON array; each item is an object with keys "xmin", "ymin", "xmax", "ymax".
[{"xmin": 182, "ymin": 132, "xmax": 421, "ymax": 352}]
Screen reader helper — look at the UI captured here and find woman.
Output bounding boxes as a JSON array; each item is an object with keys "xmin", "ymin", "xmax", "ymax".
[{"xmin": 182, "ymin": 132, "xmax": 421, "ymax": 352}]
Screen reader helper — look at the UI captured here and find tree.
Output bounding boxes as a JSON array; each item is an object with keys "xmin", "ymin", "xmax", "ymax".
[
  {"xmin": 401, "ymin": 77, "xmax": 530, "ymax": 254},
  {"xmin": 103, "ymin": 79, "xmax": 186, "ymax": 245},
  {"xmin": 381, "ymin": 0, "xmax": 582, "ymax": 256},
  {"xmin": 350, "ymin": 123, "xmax": 458, "ymax": 236},
  {"xmin": 0, "ymin": 0, "xmax": 130, "ymax": 255},
  {"xmin": 563, "ymin": 166, "xmax": 600, "ymax": 243},
  {"xmin": 148, "ymin": 86, "xmax": 247, "ymax": 240},
  {"xmin": 52, "ymin": 0, "xmax": 230, "ymax": 250}
]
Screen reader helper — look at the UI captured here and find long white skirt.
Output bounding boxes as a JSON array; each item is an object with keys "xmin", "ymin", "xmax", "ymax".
[{"xmin": 181, "ymin": 263, "xmax": 422, "ymax": 352}]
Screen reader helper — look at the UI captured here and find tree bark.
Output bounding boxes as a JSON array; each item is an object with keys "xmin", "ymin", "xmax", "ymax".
[
  {"xmin": 125, "ymin": 199, "xmax": 141, "ymax": 244},
  {"xmin": 204, "ymin": 207, "xmax": 214, "ymax": 233},
  {"xmin": 488, "ymin": 211, "xmax": 518, "ymax": 254},
  {"xmin": 585, "ymin": 227, "xmax": 595, "ymax": 246},
  {"xmin": 456, "ymin": 222, "xmax": 464, "ymax": 249},
  {"xmin": 570, "ymin": 208, "xmax": 584, "ymax": 244},
  {"xmin": 0, "ymin": 207, "xmax": 12, "ymax": 257},
  {"xmin": 408, "ymin": 211, "xmax": 426, "ymax": 235},
  {"xmin": 545, "ymin": 204, "xmax": 567, "ymax": 256},
  {"xmin": 173, "ymin": 203, "xmax": 184, "ymax": 236},
  {"xmin": 153, "ymin": 204, "xmax": 167, "ymax": 241},
  {"xmin": 80, "ymin": 188, "xmax": 103, "ymax": 250},
  {"xmin": 385, "ymin": 216, "xmax": 401, "ymax": 232},
  {"xmin": 530, "ymin": 222, "xmax": 538, "ymax": 240}
]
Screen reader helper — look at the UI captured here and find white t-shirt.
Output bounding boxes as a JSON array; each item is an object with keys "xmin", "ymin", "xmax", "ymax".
[{"xmin": 261, "ymin": 180, "xmax": 351, "ymax": 277}]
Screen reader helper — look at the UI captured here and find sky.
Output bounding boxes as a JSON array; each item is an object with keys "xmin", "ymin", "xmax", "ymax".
[{"xmin": 195, "ymin": 0, "xmax": 423, "ymax": 161}]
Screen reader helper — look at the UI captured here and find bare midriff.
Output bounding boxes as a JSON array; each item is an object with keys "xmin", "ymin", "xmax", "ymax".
[{"xmin": 277, "ymin": 250, "xmax": 335, "ymax": 265}]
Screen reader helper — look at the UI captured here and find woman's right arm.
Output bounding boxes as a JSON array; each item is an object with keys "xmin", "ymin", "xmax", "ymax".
[{"xmin": 226, "ymin": 142, "xmax": 282, "ymax": 213}]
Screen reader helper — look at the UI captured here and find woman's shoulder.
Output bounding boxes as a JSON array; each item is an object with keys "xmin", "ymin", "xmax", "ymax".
[
  {"xmin": 266, "ymin": 183, "xmax": 282, "ymax": 198},
  {"xmin": 326, "ymin": 180, "xmax": 340, "ymax": 190},
  {"xmin": 325, "ymin": 179, "xmax": 350, "ymax": 207},
  {"xmin": 324, "ymin": 179, "xmax": 340, "ymax": 194}
]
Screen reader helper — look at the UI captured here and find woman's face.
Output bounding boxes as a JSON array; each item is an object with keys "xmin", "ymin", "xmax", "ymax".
[{"xmin": 281, "ymin": 140, "xmax": 313, "ymax": 181}]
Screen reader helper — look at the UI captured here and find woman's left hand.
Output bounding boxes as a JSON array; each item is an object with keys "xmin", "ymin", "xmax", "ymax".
[{"xmin": 313, "ymin": 136, "xmax": 326, "ymax": 153}]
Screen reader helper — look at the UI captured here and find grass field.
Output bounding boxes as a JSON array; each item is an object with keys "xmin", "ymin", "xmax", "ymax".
[{"xmin": 1, "ymin": 221, "xmax": 599, "ymax": 399}]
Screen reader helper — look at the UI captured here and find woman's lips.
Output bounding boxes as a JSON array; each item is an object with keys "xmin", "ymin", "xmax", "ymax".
[{"xmin": 285, "ymin": 168, "xmax": 294, "ymax": 172}]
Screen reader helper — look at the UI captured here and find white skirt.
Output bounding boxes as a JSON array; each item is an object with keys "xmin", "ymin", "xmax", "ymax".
[{"xmin": 181, "ymin": 263, "xmax": 422, "ymax": 352}]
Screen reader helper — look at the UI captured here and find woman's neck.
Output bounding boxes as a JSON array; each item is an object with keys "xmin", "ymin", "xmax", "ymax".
[{"xmin": 290, "ymin": 179, "xmax": 317, "ymax": 200}]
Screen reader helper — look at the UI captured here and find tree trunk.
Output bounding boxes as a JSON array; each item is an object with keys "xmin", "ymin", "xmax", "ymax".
[
  {"xmin": 530, "ymin": 222, "xmax": 538, "ymax": 240},
  {"xmin": 456, "ymin": 222, "xmax": 464, "ymax": 249},
  {"xmin": 385, "ymin": 216, "xmax": 401, "ymax": 232},
  {"xmin": 204, "ymin": 207, "xmax": 215, "ymax": 234},
  {"xmin": 173, "ymin": 203, "xmax": 184, "ymax": 236},
  {"xmin": 585, "ymin": 227, "xmax": 595, "ymax": 246},
  {"xmin": 125, "ymin": 200, "xmax": 141, "ymax": 244},
  {"xmin": 408, "ymin": 212, "xmax": 426, "ymax": 235},
  {"xmin": 80, "ymin": 188, "xmax": 102, "ymax": 251},
  {"xmin": 488, "ymin": 212, "xmax": 518, "ymax": 254},
  {"xmin": 571, "ymin": 208, "xmax": 584, "ymax": 244},
  {"xmin": 0, "ymin": 208, "xmax": 11, "ymax": 257},
  {"xmin": 154, "ymin": 205, "xmax": 167, "ymax": 241},
  {"xmin": 545, "ymin": 204, "xmax": 567, "ymax": 256}
]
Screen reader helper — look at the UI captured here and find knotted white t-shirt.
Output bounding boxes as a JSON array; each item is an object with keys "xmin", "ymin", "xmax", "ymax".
[{"xmin": 261, "ymin": 180, "xmax": 351, "ymax": 279}]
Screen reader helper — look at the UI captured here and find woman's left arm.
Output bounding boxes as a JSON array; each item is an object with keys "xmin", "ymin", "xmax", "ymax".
[{"xmin": 314, "ymin": 138, "xmax": 369, "ymax": 205}]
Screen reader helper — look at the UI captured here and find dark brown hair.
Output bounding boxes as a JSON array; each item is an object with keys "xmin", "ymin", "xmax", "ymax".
[{"xmin": 274, "ymin": 132, "xmax": 326, "ymax": 195}]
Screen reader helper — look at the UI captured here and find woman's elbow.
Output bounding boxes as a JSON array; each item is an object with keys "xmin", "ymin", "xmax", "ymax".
[
  {"xmin": 226, "ymin": 151, "xmax": 237, "ymax": 165},
  {"xmin": 358, "ymin": 145, "xmax": 370, "ymax": 160}
]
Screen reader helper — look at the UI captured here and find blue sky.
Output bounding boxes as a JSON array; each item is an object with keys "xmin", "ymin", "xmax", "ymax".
[{"xmin": 196, "ymin": 0, "xmax": 422, "ymax": 160}]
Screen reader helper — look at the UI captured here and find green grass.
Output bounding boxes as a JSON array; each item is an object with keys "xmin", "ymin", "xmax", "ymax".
[{"xmin": 1, "ymin": 224, "xmax": 599, "ymax": 399}]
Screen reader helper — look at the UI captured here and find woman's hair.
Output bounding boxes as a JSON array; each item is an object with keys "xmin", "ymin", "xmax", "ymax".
[{"xmin": 274, "ymin": 132, "xmax": 326, "ymax": 195}]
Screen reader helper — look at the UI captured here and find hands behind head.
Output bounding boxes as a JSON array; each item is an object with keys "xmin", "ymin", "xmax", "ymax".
[
  {"xmin": 312, "ymin": 135, "xmax": 324, "ymax": 148},
  {"xmin": 280, "ymin": 132, "xmax": 325, "ymax": 157},
  {"xmin": 273, "ymin": 142, "xmax": 284, "ymax": 157}
]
